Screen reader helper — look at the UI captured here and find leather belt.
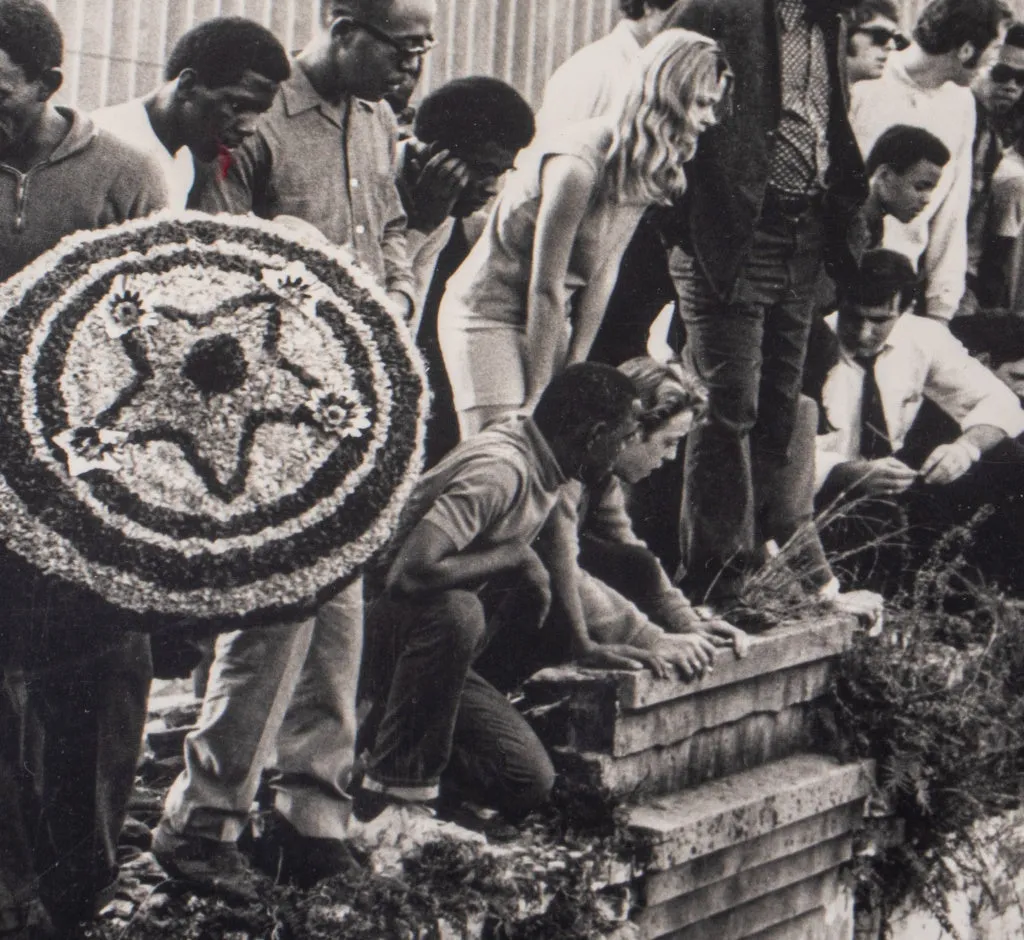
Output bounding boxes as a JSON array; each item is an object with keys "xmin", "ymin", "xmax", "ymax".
[{"xmin": 761, "ymin": 187, "xmax": 823, "ymax": 220}]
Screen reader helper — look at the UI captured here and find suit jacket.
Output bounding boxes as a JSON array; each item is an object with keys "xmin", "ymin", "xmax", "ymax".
[{"xmin": 666, "ymin": 0, "xmax": 867, "ymax": 299}]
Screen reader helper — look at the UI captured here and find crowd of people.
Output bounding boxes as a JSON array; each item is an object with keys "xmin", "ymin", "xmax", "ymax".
[{"xmin": 3, "ymin": 0, "xmax": 1024, "ymax": 935}]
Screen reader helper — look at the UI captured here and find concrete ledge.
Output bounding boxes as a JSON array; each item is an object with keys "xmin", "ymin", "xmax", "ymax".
[
  {"xmin": 524, "ymin": 616, "xmax": 854, "ymax": 713},
  {"xmin": 655, "ymin": 868, "xmax": 844, "ymax": 940},
  {"xmin": 745, "ymin": 904, "xmax": 852, "ymax": 940},
  {"xmin": 637, "ymin": 834, "xmax": 852, "ymax": 935},
  {"xmin": 551, "ymin": 703, "xmax": 823, "ymax": 799},
  {"xmin": 642, "ymin": 802, "xmax": 863, "ymax": 905},
  {"xmin": 625, "ymin": 754, "xmax": 873, "ymax": 872}
]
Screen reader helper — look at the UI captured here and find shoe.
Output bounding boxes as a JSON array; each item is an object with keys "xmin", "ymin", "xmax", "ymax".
[
  {"xmin": 251, "ymin": 811, "xmax": 364, "ymax": 888},
  {"xmin": 714, "ymin": 601, "xmax": 780, "ymax": 633},
  {"xmin": 150, "ymin": 822, "xmax": 266, "ymax": 902},
  {"xmin": 348, "ymin": 801, "xmax": 487, "ymax": 852}
]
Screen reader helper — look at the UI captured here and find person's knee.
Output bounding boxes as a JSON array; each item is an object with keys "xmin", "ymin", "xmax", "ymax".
[
  {"xmin": 430, "ymin": 591, "xmax": 487, "ymax": 659},
  {"xmin": 502, "ymin": 745, "xmax": 555, "ymax": 819}
]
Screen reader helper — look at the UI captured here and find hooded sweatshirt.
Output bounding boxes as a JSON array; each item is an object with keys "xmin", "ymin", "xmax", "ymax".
[{"xmin": 0, "ymin": 106, "xmax": 167, "ymax": 282}]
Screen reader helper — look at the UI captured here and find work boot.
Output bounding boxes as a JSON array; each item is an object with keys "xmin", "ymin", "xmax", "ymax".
[
  {"xmin": 251, "ymin": 811, "xmax": 364, "ymax": 888},
  {"xmin": 151, "ymin": 822, "xmax": 266, "ymax": 903}
]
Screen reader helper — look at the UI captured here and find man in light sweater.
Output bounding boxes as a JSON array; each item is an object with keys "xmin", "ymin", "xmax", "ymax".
[
  {"xmin": 850, "ymin": 0, "xmax": 1007, "ymax": 323},
  {"xmin": 93, "ymin": 17, "xmax": 288, "ymax": 211},
  {"xmin": 533, "ymin": 0, "xmax": 684, "ymax": 136}
]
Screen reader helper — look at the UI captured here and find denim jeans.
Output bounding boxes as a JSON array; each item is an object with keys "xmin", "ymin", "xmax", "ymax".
[
  {"xmin": 671, "ymin": 207, "xmax": 824, "ymax": 603},
  {"xmin": 363, "ymin": 576, "xmax": 555, "ymax": 819},
  {"xmin": 162, "ymin": 579, "xmax": 363, "ymax": 842}
]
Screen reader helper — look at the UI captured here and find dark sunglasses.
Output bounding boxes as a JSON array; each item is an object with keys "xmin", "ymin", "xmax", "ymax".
[
  {"xmin": 855, "ymin": 26, "xmax": 910, "ymax": 51},
  {"xmin": 990, "ymin": 63, "xmax": 1024, "ymax": 86},
  {"xmin": 340, "ymin": 17, "xmax": 437, "ymax": 60}
]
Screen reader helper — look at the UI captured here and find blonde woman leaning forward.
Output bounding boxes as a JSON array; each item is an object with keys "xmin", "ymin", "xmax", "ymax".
[{"xmin": 438, "ymin": 29, "xmax": 731, "ymax": 437}]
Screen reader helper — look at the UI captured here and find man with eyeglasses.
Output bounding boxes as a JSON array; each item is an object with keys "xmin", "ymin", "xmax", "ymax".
[
  {"xmin": 153, "ymin": 0, "xmax": 435, "ymax": 898},
  {"xmin": 851, "ymin": 0, "xmax": 1009, "ymax": 324},
  {"xmin": 844, "ymin": 0, "xmax": 909, "ymax": 83},
  {"xmin": 965, "ymin": 22, "xmax": 1024, "ymax": 311}
]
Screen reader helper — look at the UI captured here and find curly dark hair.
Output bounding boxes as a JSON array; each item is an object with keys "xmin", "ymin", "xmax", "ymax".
[
  {"xmin": 414, "ymin": 78, "xmax": 534, "ymax": 154},
  {"xmin": 0, "ymin": 0, "xmax": 62, "ymax": 80},
  {"xmin": 165, "ymin": 17, "xmax": 290, "ymax": 87}
]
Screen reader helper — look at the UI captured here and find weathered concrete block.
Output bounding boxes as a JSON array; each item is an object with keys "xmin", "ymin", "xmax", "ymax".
[
  {"xmin": 642, "ymin": 803, "xmax": 863, "ymax": 905},
  {"xmin": 637, "ymin": 834, "xmax": 852, "ymax": 936},
  {"xmin": 746, "ymin": 901, "xmax": 854, "ymax": 940},
  {"xmin": 525, "ymin": 617, "xmax": 853, "ymax": 715},
  {"xmin": 625, "ymin": 755, "xmax": 873, "ymax": 873},
  {"xmin": 656, "ymin": 868, "xmax": 844, "ymax": 940},
  {"xmin": 611, "ymin": 660, "xmax": 832, "ymax": 758},
  {"xmin": 550, "ymin": 702, "xmax": 824, "ymax": 799}
]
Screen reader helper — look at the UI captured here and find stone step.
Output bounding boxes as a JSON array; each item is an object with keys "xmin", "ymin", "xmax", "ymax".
[
  {"xmin": 550, "ymin": 702, "xmax": 824, "ymax": 799},
  {"xmin": 524, "ymin": 618, "xmax": 854, "ymax": 798},
  {"xmin": 625, "ymin": 754, "xmax": 872, "ymax": 874},
  {"xmin": 525, "ymin": 617, "xmax": 853, "ymax": 721},
  {"xmin": 655, "ymin": 868, "xmax": 845, "ymax": 940},
  {"xmin": 636, "ymin": 834, "xmax": 852, "ymax": 936},
  {"xmin": 614, "ymin": 754, "xmax": 870, "ymax": 938}
]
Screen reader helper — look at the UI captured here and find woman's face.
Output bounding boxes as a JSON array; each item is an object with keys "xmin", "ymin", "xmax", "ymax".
[
  {"xmin": 613, "ymin": 410, "xmax": 696, "ymax": 484},
  {"xmin": 676, "ymin": 81, "xmax": 723, "ymax": 159}
]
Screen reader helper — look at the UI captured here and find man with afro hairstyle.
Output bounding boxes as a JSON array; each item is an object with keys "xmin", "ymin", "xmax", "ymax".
[{"xmin": 94, "ymin": 16, "xmax": 289, "ymax": 210}]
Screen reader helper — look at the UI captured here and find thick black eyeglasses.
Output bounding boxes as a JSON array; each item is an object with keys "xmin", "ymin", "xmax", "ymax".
[
  {"xmin": 855, "ymin": 26, "xmax": 910, "ymax": 51},
  {"xmin": 990, "ymin": 63, "xmax": 1024, "ymax": 87},
  {"xmin": 344, "ymin": 17, "xmax": 437, "ymax": 60}
]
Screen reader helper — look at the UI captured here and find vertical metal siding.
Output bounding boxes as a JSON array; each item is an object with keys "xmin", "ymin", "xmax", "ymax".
[{"xmin": 45, "ymin": 0, "xmax": 1024, "ymax": 113}]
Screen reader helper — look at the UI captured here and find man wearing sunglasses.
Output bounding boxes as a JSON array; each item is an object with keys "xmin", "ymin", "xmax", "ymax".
[
  {"xmin": 851, "ymin": 0, "xmax": 1009, "ymax": 324},
  {"xmin": 155, "ymin": 0, "xmax": 436, "ymax": 897},
  {"xmin": 966, "ymin": 22, "xmax": 1024, "ymax": 311},
  {"xmin": 845, "ymin": 0, "xmax": 909, "ymax": 83}
]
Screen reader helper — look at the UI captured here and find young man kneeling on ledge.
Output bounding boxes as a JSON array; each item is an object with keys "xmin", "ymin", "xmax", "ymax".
[{"xmin": 354, "ymin": 363, "xmax": 691, "ymax": 846}]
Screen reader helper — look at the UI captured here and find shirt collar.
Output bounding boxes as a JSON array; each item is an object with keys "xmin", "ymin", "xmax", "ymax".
[
  {"xmin": 827, "ymin": 310, "xmax": 904, "ymax": 366},
  {"xmin": 512, "ymin": 419, "xmax": 569, "ymax": 493},
  {"xmin": 280, "ymin": 61, "xmax": 374, "ymax": 125}
]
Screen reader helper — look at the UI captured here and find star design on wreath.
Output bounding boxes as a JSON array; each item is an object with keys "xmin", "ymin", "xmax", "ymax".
[{"xmin": 91, "ymin": 297, "xmax": 332, "ymax": 502}]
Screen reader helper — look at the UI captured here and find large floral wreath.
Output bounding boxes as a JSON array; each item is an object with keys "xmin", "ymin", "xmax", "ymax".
[{"xmin": 0, "ymin": 212, "xmax": 427, "ymax": 631}]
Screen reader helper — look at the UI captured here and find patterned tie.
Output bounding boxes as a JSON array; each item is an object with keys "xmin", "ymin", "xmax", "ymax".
[{"xmin": 853, "ymin": 355, "xmax": 892, "ymax": 459}]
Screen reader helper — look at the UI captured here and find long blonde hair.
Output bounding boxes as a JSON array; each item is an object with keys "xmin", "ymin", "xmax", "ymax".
[{"xmin": 606, "ymin": 28, "xmax": 732, "ymax": 205}]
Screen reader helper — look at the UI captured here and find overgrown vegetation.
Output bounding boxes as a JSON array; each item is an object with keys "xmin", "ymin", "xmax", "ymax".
[
  {"xmin": 758, "ymin": 504, "xmax": 1024, "ymax": 936},
  {"xmin": 87, "ymin": 792, "xmax": 636, "ymax": 940}
]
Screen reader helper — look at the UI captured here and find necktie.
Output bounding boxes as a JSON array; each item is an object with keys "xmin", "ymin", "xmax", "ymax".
[{"xmin": 853, "ymin": 355, "xmax": 892, "ymax": 459}]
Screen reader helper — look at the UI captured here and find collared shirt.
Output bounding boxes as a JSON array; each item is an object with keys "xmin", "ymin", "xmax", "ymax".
[
  {"xmin": 814, "ymin": 311, "xmax": 1024, "ymax": 491},
  {"xmin": 190, "ymin": 61, "xmax": 415, "ymax": 304},
  {"xmin": 769, "ymin": 0, "xmax": 831, "ymax": 196},
  {"xmin": 92, "ymin": 98, "xmax": 195, "ymax": 211},
  {"xmin": 0, "ymin": 108, "xmax": 167, "ymax": 282},
  {"xmin": 850, "ymin": 52, "xmax": 976, "ymax": 321},
  {"xmin": 534, "ymin": 19, "xmax": 643, "ymax": 132},
  {"xmin": 384, "ymin": 415, "xmax": 566, "ymax": 578}
]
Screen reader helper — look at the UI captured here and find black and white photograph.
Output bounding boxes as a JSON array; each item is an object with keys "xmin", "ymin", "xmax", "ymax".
[{"xmin": 2, "ymin": 1, "xmax": 1024, "ymax": 937}]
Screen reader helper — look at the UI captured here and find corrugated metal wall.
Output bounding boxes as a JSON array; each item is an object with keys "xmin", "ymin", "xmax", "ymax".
[{"xmin": 44, "ymin": 0, "xmax": 1024, "ymax": 113}]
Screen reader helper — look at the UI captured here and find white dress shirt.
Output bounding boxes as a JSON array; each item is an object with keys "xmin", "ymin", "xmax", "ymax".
[
  {"xmin": 850, "ymin": 52, "xmax": 977, "ymax": 322},
  {"xmin": 815, "ymin": 311, "xmax": 1024, "ymax": 491}
]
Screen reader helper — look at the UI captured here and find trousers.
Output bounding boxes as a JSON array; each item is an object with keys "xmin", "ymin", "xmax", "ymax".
[
  {"xmin": 162, "ymin": 579, "xmax": 363, "ymax": 842},
  {"xmin": 1, "ymin": 631, "xmax": 151, "ymax": 928},
  {"xmin": 363, "ymin": 579, "xmax": 555, "ymax": 819},
  {"xmin": 671, "ymin": 207, "xmax": 824, "ymax": 602}
]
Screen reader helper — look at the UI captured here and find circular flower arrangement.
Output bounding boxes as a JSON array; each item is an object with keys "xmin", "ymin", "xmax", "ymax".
[{"xmin": 0, "ymin": 212, "xmax": 427, "ymax": 631}]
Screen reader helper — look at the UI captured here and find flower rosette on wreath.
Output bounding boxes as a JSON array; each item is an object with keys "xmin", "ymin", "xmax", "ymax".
[{"xmin": 0, "ymin": 212, "xmax": 428, "ymax": 631}]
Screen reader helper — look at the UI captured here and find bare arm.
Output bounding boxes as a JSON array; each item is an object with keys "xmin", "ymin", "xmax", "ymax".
[
  {"xmin": 521, "ymin": 154, "xmax": 598, "ymax": 410},
  {"xmin": 386, "ymin": 519, "xmax": 534, "ymax": 597}
]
